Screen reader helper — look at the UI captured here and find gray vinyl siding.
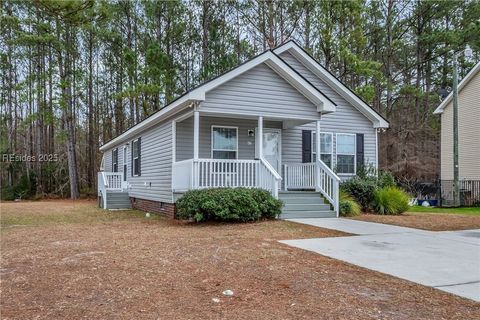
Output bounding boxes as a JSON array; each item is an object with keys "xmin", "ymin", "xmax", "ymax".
[
  {"xmin": 176, "ymin": 115, "xmax": 281, "ymax": 161},
  {"xmin": 200, "ymin": 63, "xmax": 321, "ymax": 120},
  {"xmin": 102, "ymin": 118, "xmax": 173, "ymax": 203},
  {"xmin": 280, "ymin": 51, "xmax": 377, "ymax": 172}
]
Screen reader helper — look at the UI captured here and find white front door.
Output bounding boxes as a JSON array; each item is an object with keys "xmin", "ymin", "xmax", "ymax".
[{"xmin": 261, "ymin": 129, "xmax": 282, "ymax": 173}]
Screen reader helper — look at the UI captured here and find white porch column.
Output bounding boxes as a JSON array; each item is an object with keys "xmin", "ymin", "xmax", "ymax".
[
  {"xmin": 193, "ymin": 111, "xmax": 200, "ymax": 160},
  {"xmin": 315, "ymin": 119, "xmax": 321, "ymax": 192},
  {"xmin": 316, "ymin": 119, "xmax": 321, "ymax": 161},
  {"xmin": 258, "ymin": 116, "xmax": 263, "ymax": 159}
]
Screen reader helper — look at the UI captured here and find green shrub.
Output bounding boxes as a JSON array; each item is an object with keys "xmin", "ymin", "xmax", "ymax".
[
  {"xmin": 250, "ymin": 188, "xmax": 283, "ymax": 219},
  {"xmin": 341, "ymin": 176, "xmax": 377, "ymax": 210},
  {"xmin": 339, "ymin": 191, "xmax": 361, "ymax": 217},
  {"xmin": 176, "ymin": 188, "xmax": 283, "ymax": 222},
  {"xmin": 340, "ymin": 169, "xmax": 397, "ymax": 211},
  {"xmin": 377, "ymin": 171, "xmax": 396, "ymax": 189},
  {"xmin": 373, "ymin": 187, "xmax": 410, "ymax": 215}
]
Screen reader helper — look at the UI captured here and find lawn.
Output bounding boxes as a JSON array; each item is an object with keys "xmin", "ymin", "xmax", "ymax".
[
  {"xmin": 351, "ymin": 206, "xmax": 480, "ymax": 231},
  {"xmin": 1, "ymin": 200, "xmax": 479, "ymax": 319},
  {"xmin": 408, "ymin": 205, "xmax": 480, "ymax": 216}
]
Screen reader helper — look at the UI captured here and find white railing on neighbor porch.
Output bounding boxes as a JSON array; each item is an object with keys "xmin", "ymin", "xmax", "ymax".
[
  {"xmin": 172, "ymin": 158, "xmax": 282, "ymax": 198},
  {"xmin": 284, "ymin": 160, "xmax": 340, "ymax": 215}
]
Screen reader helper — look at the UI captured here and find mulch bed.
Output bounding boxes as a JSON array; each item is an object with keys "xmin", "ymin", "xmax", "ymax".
[
  {"xmin": 1, "ymin": 201, "xmax": 479, "ymax": 319},
  {"xmin": 350, "ymin": 212, "xmax": 480, "ymax": 231}
]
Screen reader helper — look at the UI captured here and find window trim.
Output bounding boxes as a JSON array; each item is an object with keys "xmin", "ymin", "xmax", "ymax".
[
  {"xmin": 112, "ymin": 148, "xmax": 118, "ymax": 172},
  {"xmin": 132, "ymin": 138, "xmax": 140, "ymax": 176},
  {"xmin": 335, "ymin": 133, "xmax": 356, "ymax": 175},
  {"xmin": 312, "ymin": 132, "xmax": 333, "ymax": 166},
  {"xmin": 211, "ymin": 125, "xmax": 239, "ymax": 159}
]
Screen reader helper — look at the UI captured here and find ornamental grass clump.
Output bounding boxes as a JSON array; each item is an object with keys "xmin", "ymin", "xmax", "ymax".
[
  {"xmin": 339, "ymin": 191, "xmax": 361, "ymax": 217},
  {"xmin": 373, "ymin": 187, "xmax": 410, "ymax": 215}
]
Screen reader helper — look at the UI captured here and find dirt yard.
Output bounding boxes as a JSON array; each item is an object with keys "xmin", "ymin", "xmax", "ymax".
[
  {"xmin": 351, "ymin": 212, "xmax": 480, "ymax": 231},
  {"xmin": 1, "ymin": 200, "xmax": 479, "ymax": 319}
]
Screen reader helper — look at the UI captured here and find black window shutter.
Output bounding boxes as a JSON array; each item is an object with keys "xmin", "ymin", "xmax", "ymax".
[
  {"xmin": 112, "ymin": 150, "xmax": 114, "ymax": 172},
  {"xmin": 138, "ymin": 137, "xmax": 141, "ymax": 176},
  {"xmin": 356, "ymin": 133, "xmax": 364, "ymax": 169},
  {"xmin": 302, "ymin": 130, "xmax": 312, "ymax": 163},
  {"xmin": 131, "ymin": 141, "xmax": 134, "ymax": 177}
]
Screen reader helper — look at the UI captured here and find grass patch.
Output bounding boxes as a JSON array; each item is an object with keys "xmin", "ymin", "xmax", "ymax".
[
  {"xmin": 0, "ymin": 200, "xmax": 160, "ymax": 228},
  {"xmin": 407, "ymin": 206, "xmax": 480, "ymax": 216}
]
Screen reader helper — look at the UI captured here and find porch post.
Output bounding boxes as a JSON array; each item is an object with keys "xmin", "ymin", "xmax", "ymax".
[
  {"xmin": 258, "ymin": 116, "xmax": 263, "ymax": 159},
  {"xmin": 193, "ymin": 110, "xmax": 200, "ymax": 188},
  {"xmin": 315, "ymin": 119, "xmax": 321, "ymax": 192},
  {"xmin": 193, "ymin": 111, "xmax": 200, "ymax": 160}
]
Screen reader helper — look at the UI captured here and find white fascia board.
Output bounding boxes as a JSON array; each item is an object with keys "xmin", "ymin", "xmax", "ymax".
[
  {"xmin": 433, "ymin": 61, "xmax": 480, "ymax": 115},
  {"xmin": 274, "ymin": 42, "xmax": 389, "ymax": 128}
]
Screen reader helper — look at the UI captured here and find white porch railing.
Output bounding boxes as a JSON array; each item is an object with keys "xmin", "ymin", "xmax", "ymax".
[
  {"xmin": 283, "ymin": 162, "xmax": 316, "ymax": 189},
  {"xmin": 172, "ymin": 158, "xmax": 282, "ymax": 198},
  {"xmin": 103, "ymin": 172, "xmax": 124, "ymax": 191},
  {"xmin": 284, "ymin": 160, "xmax": 340, "ymax": 215},
  {"xmin": 97, "ymin": 172, "xmax": 125, "ymax": 209}
]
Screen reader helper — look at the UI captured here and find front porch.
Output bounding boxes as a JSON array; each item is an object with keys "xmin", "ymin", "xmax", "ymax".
[{"xmin": 171, "ymin": 110, "xmax": 340, "ymax": 214}]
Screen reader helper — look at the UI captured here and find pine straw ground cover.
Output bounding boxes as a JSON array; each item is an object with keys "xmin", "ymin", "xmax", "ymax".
[
  {"xmin": 1, "ymin": 200, "xmax": 479, "ymax": 320},
  {"xmin": 350, "ymin": 209, "xmax": 480, "ymax": 231}
]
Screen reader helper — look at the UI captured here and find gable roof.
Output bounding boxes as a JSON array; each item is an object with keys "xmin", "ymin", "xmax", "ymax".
[
  {"xmin": 100, "ymin": 50, "xmax": 336, "ymax": 151},
  {"xmin": 274, "ymin": 40, "xmax": 389, "ymax": 128},
  {"xmin": 433, "ymin": 61, "xmax": 480, "ymax": 115}
]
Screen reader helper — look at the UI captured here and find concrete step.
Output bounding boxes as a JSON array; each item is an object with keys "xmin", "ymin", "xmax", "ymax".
[
  {"xmin": 278, "ymin": 192, "xmax": 322, "ymax": 199},
  {"xmin": 280, "ymin": 197, "xmax": 325, "ymax": 204},
  {"xmin": 281, "ymin": 210, "xmax": 336, "ymax": 219},
  {"xmin": 283, "ymin": 204, "xmax": 331, "ymax": 211}
]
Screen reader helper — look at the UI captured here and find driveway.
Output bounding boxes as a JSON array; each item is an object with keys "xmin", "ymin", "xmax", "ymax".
[{"xmin": 280, "ymin": 218, "xmax": 480, "ymax": 302}]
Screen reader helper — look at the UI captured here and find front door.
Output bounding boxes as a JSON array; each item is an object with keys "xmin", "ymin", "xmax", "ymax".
[{"xmin": 262, "ymin": 129, "xmax": 282, "ymax": 173}]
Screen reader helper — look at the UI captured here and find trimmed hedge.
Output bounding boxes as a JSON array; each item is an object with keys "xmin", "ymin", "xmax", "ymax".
[
  {"xmin": 176, "ymin": 188, "xmax": 283, "ymax": 222},
  {"xmin": 373, "ymin": 187, "xmax": 410, "ymax": 215}
]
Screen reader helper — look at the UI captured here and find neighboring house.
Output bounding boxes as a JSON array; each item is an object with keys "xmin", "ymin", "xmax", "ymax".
[
  {"xmin": 98, "ymin": 41, "xmax": 389, "ymax": 218},
  {"xmin": 433, "ymin": 61, "xmax": 480, "ymax": 206}
]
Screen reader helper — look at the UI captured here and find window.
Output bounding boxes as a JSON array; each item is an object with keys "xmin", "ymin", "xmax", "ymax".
[
  {"xmin": 123, "ymin": 146, "xmax": 127, "ymax": 181},
  {"xmin": 336, "ymin": 133, "xmax": 356, "ymax": 174},
  {"xmin": 312, "ymin": 132, "xmax": 333, "ymax": 168},
  {"xmin": 212, "ymin": 126, "xmax": 238, "ymax": 159},
  {"xmin": 112, "ymin": 148, "xmax": 118, "ymax": 172},
  {"xmin": 132, "ymin": 138, "xmax": 141, "ymax": 176}
]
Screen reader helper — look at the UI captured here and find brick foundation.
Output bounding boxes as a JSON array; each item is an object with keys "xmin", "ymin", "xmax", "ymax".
[{"xmin": 130, "ymin": 197, "xmax": 176, "ymax": 219}]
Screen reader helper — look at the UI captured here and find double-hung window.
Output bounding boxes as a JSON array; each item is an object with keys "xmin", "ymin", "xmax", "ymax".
[
  {"xmin": 132, "ymin": 138, "xmax": 141, "ymax": 176},
  {"xmin": 336, "ymin": 133, "xmax": 356, "ymax": 174},
  {"xmin": 211, "ymin": 126, "xmax": 238, "ymax": 159},
  {"xmin": 112, "ymin": 148, "xmax": 118, "ymax": 172},
  {"xmin": 312, "ymin": 132, "xmax": 333, "ymax": 168}
]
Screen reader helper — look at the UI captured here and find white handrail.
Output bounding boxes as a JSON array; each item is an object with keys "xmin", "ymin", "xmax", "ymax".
[
  {"xmin": 316, "ymin": 159, "xmax": 340, "ymax": 216},
  {"xmin": 259, "ymin": 157, "xmax": 282, "ymax": 198}
]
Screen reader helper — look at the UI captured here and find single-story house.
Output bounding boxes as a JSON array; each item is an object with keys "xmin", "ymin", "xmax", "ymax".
[
  {"xmin": 98, "ymin": 40, "xmax": 389, "ymax": 218},
  {"xmin": 433, "ymin": 61, "xmax": 480, "ymax": 206}
]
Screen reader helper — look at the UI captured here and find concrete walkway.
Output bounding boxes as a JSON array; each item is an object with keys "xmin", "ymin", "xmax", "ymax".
[{"xmin": 281, "ymin": 218, "xmax": 480, "ymax": 302}]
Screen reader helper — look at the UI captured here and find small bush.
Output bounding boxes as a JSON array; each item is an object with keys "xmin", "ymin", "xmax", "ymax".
[
  {"xmin": 373, "ymin": 187, "xmax": 410, "ymax": 215},
  {"xmin": 339, "ymin": 191, "xmax": 361, "ymax": 217},
  {"xmin": 176, "ymin": 188, "xmax": 283, "ymax": 222},
  {"xmin": 341, "ymin": 176, "xmax": 377, "ymax": 210}
]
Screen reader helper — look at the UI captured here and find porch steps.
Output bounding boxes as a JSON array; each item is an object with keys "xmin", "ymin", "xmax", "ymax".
[
  {"xmin": 279, "ymin": 191, "xmax": 336, "ymax": 219},
  {"xmin": 105, "ymin": 192, "xmax": 132, "ymax": 209}
]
